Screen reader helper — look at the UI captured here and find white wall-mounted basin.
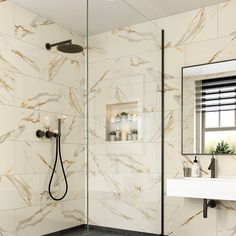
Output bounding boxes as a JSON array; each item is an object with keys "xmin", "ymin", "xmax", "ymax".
[{"xmin": 167, "ymin": 178, "xmax": 236, "ymax": 201}]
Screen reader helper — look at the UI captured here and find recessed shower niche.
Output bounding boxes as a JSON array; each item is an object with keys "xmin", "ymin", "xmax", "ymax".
[{"xmin": 106, "ymin": 102, "xmax": 140, "ymax": 142}]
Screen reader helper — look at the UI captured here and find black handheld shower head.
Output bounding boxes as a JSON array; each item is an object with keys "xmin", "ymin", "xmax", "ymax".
[{"xmin": 45, "ymin": 39, "xmax": 83, "ymax": 54}]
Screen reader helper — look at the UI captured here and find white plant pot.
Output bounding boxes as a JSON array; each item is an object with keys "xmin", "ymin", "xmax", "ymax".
[
  {"xmin": 127, "ymin": 134, "xmax": 133, "ymax": 141},
  {"xmin": 132, "ymin": 134, "xmax": 138, "ymax": 141},
  {"xmin": 115, "ymin": 116, "xmax": 121, "ymax": 123},
  {"xmin": 121, "ymin": 115, "xmax": 127, "ymax": 121},
  {"xmin": 110, "ymin": 135, "xmax": 116, "ymax": 141}
]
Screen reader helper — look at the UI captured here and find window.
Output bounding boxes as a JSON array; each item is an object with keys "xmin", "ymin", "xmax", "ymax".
[{"xmin": 196, "ymin": 76, "xmax": 236, "ymax": 153}]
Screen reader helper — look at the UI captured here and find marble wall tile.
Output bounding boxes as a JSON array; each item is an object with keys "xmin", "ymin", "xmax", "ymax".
[
  {"xmin": 0, "ymin": 68, "xmax": 15, "ymax": 105},
  {"xmin": 0, "ymin": 105, "xmax": 21, "ymax": 143},
  {"xmin": 143, "ymin": 112, "xmax": 162, "ymax": 143},
  {"xmin": 107, "ymin": 21, "xmax": 159, "ymax": 59},
  {"xmin": 89, "ymin": 198, "xmax": 160, "ymax": 234},
  {"xmin": 15, "ymin": 203, "xmax": 62, "ymax": 236},
  {"xmin": 164, "ymin": 46, "xmax": 185, "ymax": 79},
  {"xmin": 88, "ymin": 116, "xmax": 106, "ymax": 144},
  {"xmin": 0, "ymin": 141, "xmax": 15, "ymax": 175},
  {"xmin": 61, "ymin": 199, "xmax": 85, "ymax": 229},
  {"xmin": 165, "ymin": 204, "xmax": 216, "ymax": 236},
  {"xmin": 0, "ymin": 33, "xmax": 40, "ymax": 78},
  {"xmin": 88, "ymin": 56, "xmax": 131, "ymax": 90},
  {"xmin": 186, "ymin": 36, "xmax": 236, "ymax": 66},
  {"xmin": 217, "ymin": 208, "xmax": 236, "ymax": 236},
  {"xmin": 88, "ymin": 32, "xmax": 107, "ymax": 62},
  {"xmin": 14, "ymin": 5, "xmax": 61, "ymax": 48},
  {"xmin": 164, "ymin": 110, "xmax": 181, "ymax": 143},
  {"xmin": 15, "ymin": 73, "xmax": 61, "ymax": 113},
  {"xmin": 61, "ymin": 115, "xmax": 85, "ymax": 144},
  {"xmin": 15, "ymin": 141, "xmax": 54, "ymax": 175},
  {"xmin": 129, "ymin": 50, "xmax": 161, "ymax": 83},
  {"xmin": 143, "ymin": 81, "xmax": 161, "ymax": 113},
  {"xmin": 157, "ymin": 5, "xmax": 218, "ymax": 48},
  {"xmin": 164, "ymin": 78, "xmax": 181, "ymax": 111},
  {"xmin": 0, "ymin": 209, "xmax": 16, "ymax": 236},
  {"xmin": 218, "ymin": 0, "xmax": 236, "ymax": 37},
  {"xmin": 89, "ymin": 144, "xmax": 160, "ymax": 175},
  {"xmin": 40, "ymin": 50, "xmax": 84, "ymax": 89},
  {"xmin": 0, "ymin": 174, "xmax": 40, "ymax": 210},
  {"xmin": 104, "ymin": 143, "xmax": 144, "ymax": 156},
  {"xmin": 0, "ymin": 0, "xmax": 14, "ymax": 36},
  {"xmin": 61, "ymin": 87, "xmax": 84, "ymax": 117}
]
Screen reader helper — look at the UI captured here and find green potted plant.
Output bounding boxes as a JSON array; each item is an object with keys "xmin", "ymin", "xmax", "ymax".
[
  {"xmin": 109, "ymin": 131, "xmax": 116, "ymax": 141},
  {"xmin": 213, "ymin": 140, "xmax": 233, "ymax": 154},
  {"xmin": 132, "ymin": 129, "xmax": 138, "ymax": 141}
]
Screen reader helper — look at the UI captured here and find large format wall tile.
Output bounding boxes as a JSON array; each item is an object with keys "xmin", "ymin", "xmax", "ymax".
[
  {"xmin": 186, "ymin": 36, "xmax": 236, "ymax": 65},
  {"xmin": 165, "ymin": 204, "xmax": 216, "ymax": 236},
  {"xmin": 0, "ymin": 141, "xmax": 15, "ymax": 175},
  {"xmin": 40, "ymin": 50, "xmax": 84, "ymax": 89},
  {"xmin": 0, "ymin": 33, "xmax": 40, "ymax": 77},
  {"xmin": 89, "ymin": 198, "xmax": 160, "ymax": 234},
  {"xmin": 88, "ymin": 32, "xmax": 107, "ymax": 62},
  {"xmin": 0, "ymin": 68, "xmax": 15, "ymax": 105},
  {"xmin": 15, "ymin": 203, "xmax": 62, "ymax": 236},
  {"xmin": 0, "ymin": 209, "xmax": 16, "ymax": 236},
  {"xmin": 15, "ymin": 73, "xmax": 61, "ymax": 113},
  {"xmin": 217, "ymin": 208, "xmax": 236, "ymax": 236},
  {"xmin": 157, "ymin": 5, "xmax": 218, "ymax": 48},
  {"xmin": 107, "ymin": 21, "xmax": 159, "ymax": 58},
  {"xmin": 14, "ymin": 5, "xmax": 61, "ymax": 48},
  {"xmin": 218, "ymin": 0, "xmax": 236, "ymax": 37},
  {"xmin": 61, "ymin": 199, "xmax": 86, "ymax": 229},
  {"xmin": 0, "ymin": 0, "xmax": 14, "ymax": 36}
]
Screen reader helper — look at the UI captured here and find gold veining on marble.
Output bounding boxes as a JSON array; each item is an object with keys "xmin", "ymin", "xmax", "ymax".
[
  {"xmin": 21, "ymin": 92, "xmax": 61, "ymax": 109},
  {"xmin": 48, "ymin": 56, "xmax": 67, "ymax": 81},
  {"xmin": 12, "ymin": 49, "xmax": 39, "ymax": 72},
  {"xmin": 16, "ymin": 202, "xmax": 57, "ymax": 232},
  {"xmin": 31, "ymin": 17, "xmax": 54, "ymax": 28},
  {"xmin": 68, "ymin": 88, "xmax": 83, "ymax": 115},
  {"xmin": 5, "ymin": 174, "xmax": 32, "ymax": 206},
  {"xmin": 0, "ymin": 125, "xmax": 25, "ymax": 143},
  {"xmin": 176, "ymin": 9, "xmax": 206, "ymax": 46},
  {"xmin": 62, "ymin": 209, "xmax": 85, "ymax": 224},
  {"xmin": 112, "ymin": 27, "xmax": 156, "ymax": 43},
  {"xmin": 15, "ymin": 25, "xmax": 35, "ymax": 38}
]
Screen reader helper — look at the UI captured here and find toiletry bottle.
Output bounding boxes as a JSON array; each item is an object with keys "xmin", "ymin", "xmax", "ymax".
[
  {"xmin": 191, "ymin": 156, "xmax": 200, "ymax": 178},
  {"xmin": 116, "ymin": 128, "xmax": 120, "ymax": 141}
]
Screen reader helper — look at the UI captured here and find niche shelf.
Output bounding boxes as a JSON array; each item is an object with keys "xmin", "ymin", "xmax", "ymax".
[{"xmin": 106, "ymin": 102, "xmax": 140, "ymax": 142}]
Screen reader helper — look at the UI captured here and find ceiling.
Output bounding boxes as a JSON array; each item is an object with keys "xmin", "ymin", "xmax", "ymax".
[{"xmin": 11, "ymin": 0, "xmax": 226, "ymax": 36}]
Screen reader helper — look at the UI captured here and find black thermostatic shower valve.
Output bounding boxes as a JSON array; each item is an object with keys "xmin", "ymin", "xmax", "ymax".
[
  {"xmin": 36, "ymin": 130, "xmax": 45, "ymax": 138},
  {"xmin": 45, "ymin": 130, "xmax": 58, "ymax": 139},
  {"xmin": 36, "ymin": 129, "xmax": 58, "ymax": 139}
]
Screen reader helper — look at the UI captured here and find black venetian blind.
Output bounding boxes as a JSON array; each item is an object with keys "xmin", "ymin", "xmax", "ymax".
[{"xmin": 196, "ymin": 76, "xmax": 236, "ymax": 112}]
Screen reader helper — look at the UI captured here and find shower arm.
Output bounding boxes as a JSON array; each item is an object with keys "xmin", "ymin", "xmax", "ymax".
[{"xmin": 46, "ymin": 40, "xmax": 72, "ymax": 50}]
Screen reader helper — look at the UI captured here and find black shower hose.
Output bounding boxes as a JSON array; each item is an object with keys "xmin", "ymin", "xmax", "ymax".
[{"xmin": 48, "ymin": 135, "xmax": 68, "ymax": 201}]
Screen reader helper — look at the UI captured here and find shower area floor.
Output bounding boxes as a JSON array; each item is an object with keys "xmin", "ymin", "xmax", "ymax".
[{"xmin": 46, "ymin": 226, "xmax": 146, "ymax": 236}]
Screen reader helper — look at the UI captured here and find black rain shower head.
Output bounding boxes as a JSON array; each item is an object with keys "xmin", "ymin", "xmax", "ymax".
[{"xmin": 45, "ymin": 39, "xmax": 83, "ymax": 54}]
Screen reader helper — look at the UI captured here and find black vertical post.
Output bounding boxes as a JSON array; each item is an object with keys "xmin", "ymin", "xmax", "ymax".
[
  {"xmin": 161, "ymin": 29, "xmax": 165, "ymax": 236},
  {"xmin": 86, "ymin": 0, "xmax": 89, "ymax": 232}
]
